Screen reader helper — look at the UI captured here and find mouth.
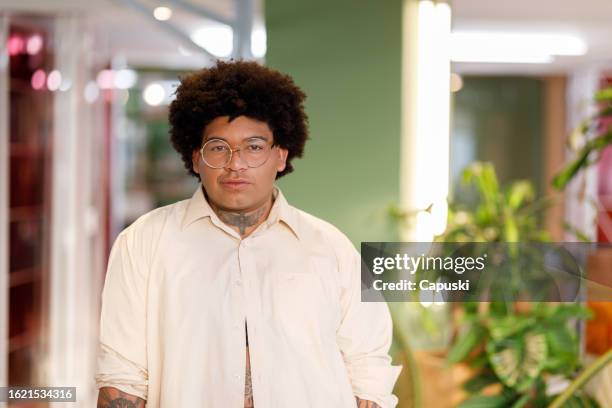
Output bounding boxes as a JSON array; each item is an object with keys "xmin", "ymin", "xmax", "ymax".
[{"xmin": 220, "ymin": 179, "xmax": 251, "ymax": 190}]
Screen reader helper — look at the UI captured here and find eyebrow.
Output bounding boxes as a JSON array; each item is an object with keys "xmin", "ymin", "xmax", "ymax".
[{"xmin": 203, "ymin": 135, "xmax": 270, "ymax": 143}]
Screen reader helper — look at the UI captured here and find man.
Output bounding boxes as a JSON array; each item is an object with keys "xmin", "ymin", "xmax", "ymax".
[{"xmin": 95, "ymin": 61, "xmax": 401, "ymax": 407}]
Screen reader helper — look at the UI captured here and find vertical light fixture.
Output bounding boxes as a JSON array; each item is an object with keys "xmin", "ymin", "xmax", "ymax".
[
  {"xmin": 0, "ymin": 14, "xmax": 9, "ymax": 390},
  {"xmin": 400, "ymin": 0, "xmax": 451, "ymax": 241}
]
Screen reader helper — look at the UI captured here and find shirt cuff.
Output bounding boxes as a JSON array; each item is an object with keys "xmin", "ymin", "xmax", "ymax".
[
  {"xmin": 350, "ymin": 364, "xmax": 403, "ymax": 408},
  {"xmin": 95, "ymin": 343, "xmax": 148, "ymax": 400}
]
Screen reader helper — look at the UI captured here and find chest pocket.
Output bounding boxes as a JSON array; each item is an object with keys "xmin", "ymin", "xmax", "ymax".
[{"xmin": 272, "ymin": 256, "xmax": 339, "ymax": 345}]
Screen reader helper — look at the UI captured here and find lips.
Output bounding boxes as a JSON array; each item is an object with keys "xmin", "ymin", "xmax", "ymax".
[{"xmin": 220, "ymin": 179, "xmax": 251, "ymax": 190}]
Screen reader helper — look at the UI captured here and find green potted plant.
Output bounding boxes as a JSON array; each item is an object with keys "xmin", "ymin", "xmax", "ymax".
[
  {"xmin": 389, "ymin": 161, "xmax": 599, "ymax": 407},
  {"xmin": 547, "ymin": 85, "xmax": 612, "ymax": 407},
  {"xmin": 552, "ymin": 87, "xmax": 612, "ymax": 190}
]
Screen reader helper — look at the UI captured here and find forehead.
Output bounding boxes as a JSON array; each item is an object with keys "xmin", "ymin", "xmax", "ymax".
[{"xmin": 203, "ymin": 116, "xmax": 273, "ymax": 141}]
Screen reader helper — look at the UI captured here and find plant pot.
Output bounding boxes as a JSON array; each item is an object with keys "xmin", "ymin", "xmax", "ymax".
[{"xmin": 411, "ymin": 349, "xmax": 472, "ymax": 408}]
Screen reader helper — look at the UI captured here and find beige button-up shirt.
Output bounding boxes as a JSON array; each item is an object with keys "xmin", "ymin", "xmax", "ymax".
[{"xmin": 95, "ymin": 187, "xmax": 402, "ymax": 407}]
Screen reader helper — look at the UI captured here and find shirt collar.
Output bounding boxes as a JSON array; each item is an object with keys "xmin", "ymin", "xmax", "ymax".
[
  {"xmin": 267, "ymin": 187, "xmax": 301, "ymax": 240},
  {"xmin": 181, "ymin": 185, "xmax": 302, "ymax": 239}
]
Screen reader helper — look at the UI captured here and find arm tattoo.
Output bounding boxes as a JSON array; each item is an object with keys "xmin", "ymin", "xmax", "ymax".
[
  {"xmin": 97, "ymin": 387, "xmax": 145, "ymax": 408},
  {"xmin": 244, "ymin": 346, "xmax": 254, "ymax": 407},
  {"xmin": 355, "ymin": 397, "xmax": 382, "ymax": 408}
]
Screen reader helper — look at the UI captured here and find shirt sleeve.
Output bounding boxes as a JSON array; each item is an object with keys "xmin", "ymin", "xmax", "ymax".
[
  {"xmin": 94, "ymin": 230, "xmax": 149, "ymax": 400},
  {"xmin": 336, "ymin": 246, "xmax": 402, "ymax": 408}
]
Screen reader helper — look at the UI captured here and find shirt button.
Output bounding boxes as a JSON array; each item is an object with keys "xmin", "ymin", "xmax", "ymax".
[{"xmin": 235, "ymin": 279, "xmax": 242, "ymax": 286}]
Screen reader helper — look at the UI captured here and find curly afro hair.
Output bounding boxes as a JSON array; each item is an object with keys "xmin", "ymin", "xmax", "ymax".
[{"xmin": 169, "ymin": 60, "xmax": 309, "ymax": 179}]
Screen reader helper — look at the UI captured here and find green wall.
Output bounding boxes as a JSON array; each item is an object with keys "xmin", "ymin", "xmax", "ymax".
[{"xmin": 266, "ymin": 0, "xmax": 404, "ymax": 245}]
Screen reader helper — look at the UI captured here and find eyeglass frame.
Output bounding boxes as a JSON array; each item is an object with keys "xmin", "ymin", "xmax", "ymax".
[{"xmin": 199, "ymin": 137, "xmax": 278, "ymax": 169}]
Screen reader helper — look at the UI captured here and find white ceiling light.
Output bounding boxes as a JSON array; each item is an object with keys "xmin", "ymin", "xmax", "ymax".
[
  {"xmin": 59, "ymin": 77, "xmax": 72, "ymax": 92},
  {"xmin": 26, "ymin": 34, "xmax": 43, "ymax": 55},
  {"xmin": 114, "ymin": 69, "xmax": 138, "ymax": 89},
  {"xmin": 47, "ymin": 70, "xmax": 62, "ymax": 91},
  {"xmin": 190, "ymin": 24, "xmax": 233, "ymax": 58},
  {"xmin": 450, "ymin": 72, "xmax": 463, "ymax": 92},
  {"xmin": 96, "ymin": 69, "xmax": 114, "ymax": 89},
  {"xmin": 153, "ymin": 6, "xmax": 173, "ymax": 21},
  {"xmin": 251, "ymin": 25, "xmax": 267, "ymax": 58},
  {"xmin": 450, "ymin": 31, "xmax": 588, "ymax": 64},
  {"xmin": 84, "ymin": 81, "xmax": 100, "ymax": 103},
  {"xmin": 143, "ymin": 83, "xmax": 166, "ymax": 106}
]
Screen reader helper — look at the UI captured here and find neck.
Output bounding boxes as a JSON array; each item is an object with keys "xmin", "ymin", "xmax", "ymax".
[{"xmin": 205, "ymin": 187, "xmax": 275, "ymax": 238}]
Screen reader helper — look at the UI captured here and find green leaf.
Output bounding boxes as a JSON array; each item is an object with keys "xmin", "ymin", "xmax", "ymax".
[
  {"xmin": 505, "ymin": 181, "xmax": 535, "ymax": 210},
  {"xmin": 479, "ymin": 163, "xmax": 500, "ymax": 204},
  {"xmin": 598, "ymin": 104, "xmax": 612, "ymax": 118},
  {"xmin": 467, "ymin": 351, "xmax": 489, "ymax": 369},
  {"xmin": 549, "ymin": 349, "xmax": 612, "ymax": 408},
  {"xmin": 486, "ymin": 332, "xmax": 547, "ymax": 391},
  {"xmin": 568, "ymin": 119, "xmax": 591, "ymax": 150},
  {"xmin": 590, "ymin": 131, "xmax": 612, "ymax": 150},
  {"xmin": 462, "ymin": 162, "xmax": 500, "ymax": 210},
  {"xmin": 489, "ymin": 301, "xmax": 510, "ymax": 317},
  {"xmin": 511, "ymin": 394, "xmax": 530, "ymax": 408},
  {"xmin": 557, "ymin": 394, "xmax": 601, "ymax": 408},
  {"xmin": 544, "ymin": 327, "xmax": 579, "ymax": 373},
  {"xmin": 546, "ymin": 326, "xmax": 577, "ymax": 350},
  {"xmin": 488, "ymin": 315, "xmax": 536, "ymax": 341},
  {"xmin": 553, "ymin": 131, "xmax": 612, "ymax": 190},
  {"xmin": 457, "ymin": 395, "xmax": 511, "ymax": 408},
  {"xmin": 503, "ymin": 214, "xmax": 519, "ymax": 243},
  {"xmin": 544, "ymin": 304, "xmax": 593, "ymax": 321},
  {"xmin": 594, "ymin": 87, "xmax": 612, "ymax": 102},
  {"xmin": 563, "ymin": 222, "xmax": 593, "ymax": 243},
  {"xmin": 447, "ymin": 324, "xmax": 486, "ymax": 365},
  {"xmin": 462, "ymin": 373, "xmax": 499, "ymax": 394},
  {"xmin": 552, "ymin": 147, "xmax": 592, "ymax": 190},
  {"xmin": 387, "ymin": 204, "xmax": 404, "ymax": 220}
]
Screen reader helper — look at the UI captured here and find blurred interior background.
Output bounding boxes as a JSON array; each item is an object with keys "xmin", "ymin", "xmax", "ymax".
[{"xmin": 0, "ymin": 0, "xmax": 611, "ymax": 406}]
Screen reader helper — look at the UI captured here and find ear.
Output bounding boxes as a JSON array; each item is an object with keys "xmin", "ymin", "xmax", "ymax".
[
  {"xmin": 191, "ymin": 150, "xmax": 200, "ymax": 175},
  {"xmin": 276, "ymin": 148, "xmax": 288, "ymax": 172}
]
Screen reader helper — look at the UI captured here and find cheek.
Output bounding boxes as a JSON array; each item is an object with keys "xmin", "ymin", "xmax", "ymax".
[
  {"xmin": 200, "ymin": 169, "xmax": 218, "ymax": 185},
  {"xmin": 250, "ymin": 163, "xmax": 278, "ymax": 186}
]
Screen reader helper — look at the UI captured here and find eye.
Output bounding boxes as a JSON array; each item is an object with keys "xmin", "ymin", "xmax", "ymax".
[
  {"xmin": 246, "ymin": 144, "xmax": 264, "ymax": 151},
  {"xmin": 206, "ymin": 143, "xmax": 229, "ymax": 153}
]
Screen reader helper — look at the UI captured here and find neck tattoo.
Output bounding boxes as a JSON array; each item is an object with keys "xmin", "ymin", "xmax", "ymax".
[
  {"xmin": 203, "ymin": 186, "xmax": 274, "ymax": 236},
  {"xmin": 214, "ymin": 206, "xmax": 266, "ymax": 236}
]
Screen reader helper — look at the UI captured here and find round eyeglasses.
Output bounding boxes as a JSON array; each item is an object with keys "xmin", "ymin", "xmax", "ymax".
[{"xmin": 200, "ymin": 138, "xmax": 274, "ymax": 169}]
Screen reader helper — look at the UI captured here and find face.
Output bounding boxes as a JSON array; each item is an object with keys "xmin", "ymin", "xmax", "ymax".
[{"xmin": 192, "ymin": 116, "xmax": 288, "ymax": 212}]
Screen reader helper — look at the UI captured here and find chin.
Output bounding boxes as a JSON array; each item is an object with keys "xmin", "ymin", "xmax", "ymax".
[{"xmin": 219, "ymin": 195, "xmax": 251, "ymax": 211}]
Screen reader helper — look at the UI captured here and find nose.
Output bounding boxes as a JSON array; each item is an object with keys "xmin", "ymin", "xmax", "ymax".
[{"xmin": 226, "ymin": 147, "xmax": 248, "ymax": 171}]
